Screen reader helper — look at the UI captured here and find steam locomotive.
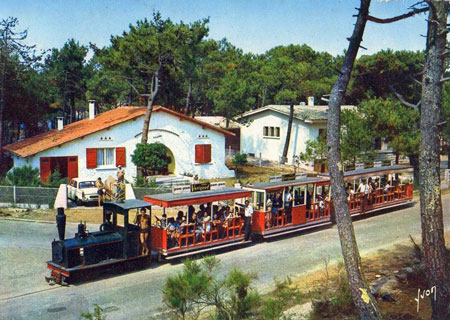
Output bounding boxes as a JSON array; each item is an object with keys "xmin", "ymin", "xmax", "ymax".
[{"xmin": 45, "ymin": 199, "xmax": 152, "ymax": 285}]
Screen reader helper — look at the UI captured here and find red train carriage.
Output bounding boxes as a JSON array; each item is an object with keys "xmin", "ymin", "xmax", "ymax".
[
  {"xmin": 322, "ymin": 164, "xmax": 414, "ymax": 216},
  {"xmin": 242, "ymin": 165, "xmax": 414, "ymax": 239},
  {"xmin": 242, "ymin": 175, "xmax": 333, "ymax": 239},
  {"xmin": 143, "ymin": 186, "xmax": 251, "ymax": 260}
]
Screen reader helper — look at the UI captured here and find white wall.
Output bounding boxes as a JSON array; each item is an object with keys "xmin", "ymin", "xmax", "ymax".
[
  {"xmin": 240, "ymin": 110, "xmax": 326, "ymax": 164},
  {"xmin": 11, "ymin": 111, "xmax": 234, "ymax": 182}
]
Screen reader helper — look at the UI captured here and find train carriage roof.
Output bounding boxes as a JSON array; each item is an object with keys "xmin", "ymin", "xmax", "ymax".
[
  {"xmin": 143, "ymin": 187, "xmax": 252, "ymax": 207},
  {"xmin": 321, "ymin": 165, "xmax": 414, "ymax": 180},
  {"xmin": 103, "ymin": 199, "xmax": 152, "ymax": 212},
  {"xmin": 243, "ymin": 176, "xmax": 326, "ymax": 192}
]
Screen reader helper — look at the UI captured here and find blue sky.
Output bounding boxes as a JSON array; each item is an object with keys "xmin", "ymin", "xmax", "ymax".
[{"xmin": 3, "ymin": 0, "xmax": 428, "ymax": 57}]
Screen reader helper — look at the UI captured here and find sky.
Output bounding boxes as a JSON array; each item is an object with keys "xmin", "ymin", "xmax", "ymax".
[{"xmin": 2, "ymin": 0, "xmax": 428, "ymax": 57}]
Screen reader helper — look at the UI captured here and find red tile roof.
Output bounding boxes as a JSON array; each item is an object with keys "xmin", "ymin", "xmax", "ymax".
[{"xmin": 3, "ymin": 106, "xmax": 234, "ymax": 158}]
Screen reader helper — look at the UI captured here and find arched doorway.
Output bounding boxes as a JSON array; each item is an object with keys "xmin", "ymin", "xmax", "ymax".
[{"xmin": 166, "ymin": 146, "xmax": 175, "ymax": 174}]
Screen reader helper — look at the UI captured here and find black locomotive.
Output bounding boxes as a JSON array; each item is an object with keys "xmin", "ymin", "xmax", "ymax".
[{"xmin": 45, "ymin": 199, "xmax": 152, "ymax": 284}]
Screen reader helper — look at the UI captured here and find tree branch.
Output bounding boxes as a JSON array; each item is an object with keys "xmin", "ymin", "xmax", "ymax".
[
  {"xmin": 440, "ymin": 77, "xmax": 450, "ymax": 83},
  {"xmin": 367, "ymin": 6, "xmax": 428, "ymax": 24},
  {"xmin": 389, "ymin": 84, "xmax": 421, "ymax": 110}
]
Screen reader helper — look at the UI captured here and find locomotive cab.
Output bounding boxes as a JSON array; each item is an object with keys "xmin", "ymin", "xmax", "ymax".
[{"xmin": 46, "ymin": 199, "xmax": 152, "ymax": 285}]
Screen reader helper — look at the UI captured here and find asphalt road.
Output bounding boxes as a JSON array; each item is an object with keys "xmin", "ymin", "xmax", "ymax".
[{"xmin": 1, "ymin": 198, "xmax": 450, "ymax": 320}]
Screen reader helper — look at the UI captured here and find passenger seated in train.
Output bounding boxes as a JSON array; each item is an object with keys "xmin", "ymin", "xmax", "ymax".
[
  {"xmin": 202, "ymin": 211, "xmax": 211, "ymax": 233},
  {"xmin": 197, "ymin": 204, "xmax": 206, "ymax": 217},
  {"xmin": 190, "ymin": 212, "xmax": 203, "ymax": 242},
  {"xmin": 167, "ymin": 217, "xmax": 179, "ymax": 248},
  {"xmin": 211, "ymin": 212, "xmax": 226, "ymax": 238},
  {"xmin": 155, "ymin": 213, "xmax": 168, "ymax": 228},
  {"xmin": 346, "ymin": 183, "xmax": 355, "ymax": 200},
  {"xmin": 177, "ymin": 210, "xmax": 185, "ymax": 222}
]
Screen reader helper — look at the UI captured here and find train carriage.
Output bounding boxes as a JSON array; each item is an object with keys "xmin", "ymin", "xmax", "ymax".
[
  {"xmin": 143, "ymin": 186, "xmax": 252, "ymax": 260},
  {"xmin": 242, "ymin": 175, "xmax": 333, "ymax": 239},
  {"xmin": 243, "ymin": 165, "xmax": 414, "ymax": 239},
  {"xmin": 323, "ymin": 164, "xmax": 414, "ymax": 216}
]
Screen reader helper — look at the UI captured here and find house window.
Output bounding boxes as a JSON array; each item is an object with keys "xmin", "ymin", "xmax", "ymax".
[
  {"xmin": 263, "ymin": 126, "xmax": 280, "ymax": 138},
  {"xmin": 97, "ymin": 148, "xmax": 114, "ymax": 166},
  {"xmin": 319, "ymin": 129, "xmax": 325, "ymax": 138},
  {"xmin": 195, "ymin": 144, "xmax": 212, "ymax": 164},
  {"xmin": 86, "ymin": 147, "xmax": 126, "ymax": 169}
]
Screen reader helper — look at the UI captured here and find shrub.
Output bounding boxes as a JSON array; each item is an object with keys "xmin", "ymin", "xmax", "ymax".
[
  {"xmin": 260, "ymin": 277, "xmax": 302, "ymax": 320},
  {"xmin": 81, "ymin": 305, "xmax": 106, "ymax": 320},
  {"xmin": 232, "ymin": 153, "xmax": 248, "ymax": 169},
  {"xmin": 134, "ymin": 176, "xmax": 158, "ymax": 188},
  {"xmin": 131, "ymin": 143, "xmax": 171, "ymax": 175},
  {"xmin": 163, "ymin": 257, "xmax": 260, "ymax": 320},
  {"xmin": 43, "ymin": 169, "xmax": 68, "ymax": 188},
  {"xmin": 5, "ymin": 165, "xmax": 41, "ymax": 186}
]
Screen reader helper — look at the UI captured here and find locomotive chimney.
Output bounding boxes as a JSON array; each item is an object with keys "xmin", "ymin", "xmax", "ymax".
[{"xmin": 56, "ymin": 207, "xmax": 66, "ymax": 241}]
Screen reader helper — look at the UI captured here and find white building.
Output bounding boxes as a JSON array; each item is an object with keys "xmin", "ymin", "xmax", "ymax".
[
  {"xmin": 238, "ymin": 102, "xmax": 355, "ymax": 166},
  {"xmin": 3, "ymin": 103, "xmax": 235, "ymax": 182}
]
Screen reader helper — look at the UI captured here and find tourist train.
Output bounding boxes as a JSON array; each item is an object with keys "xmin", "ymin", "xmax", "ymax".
[{"xmin": 46, "ymin": 164, "xmax": 414, "ymax": 284}]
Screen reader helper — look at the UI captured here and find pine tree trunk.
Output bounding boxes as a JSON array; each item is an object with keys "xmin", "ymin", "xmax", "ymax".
[
  {"xmin": 70, "ymin": 94, "xmax": 76, "ymax": 123},
  {"xmin": 326, "ymin": 1, "xmax": 382, "ymax": 318},
  {"xmin": 447, "ymin": 147, "xmax": 450, "ymax": 169},
  {"xmin": 281, "ymin": 104, "xmax": 294, "ymax": 164},
  {"xmin": 141, "ymin": 63, "xmax": 162, "ymax": 144},
  {"xmin": 261, "ymin": 86, "xmax": 267, "ymax": 107},
  {"xmin": 419, "ymin": 2, "xmax": 450, "ymax": 318},
  {"xmin": 185, "ymin": 79, "xmax": 192, "ymax": 115},
  {"xmin": 0, "ymin": 61, "xmax": 4, "ymax": 158}
]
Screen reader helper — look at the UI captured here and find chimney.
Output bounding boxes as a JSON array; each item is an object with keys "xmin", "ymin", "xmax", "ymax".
[
  {"xmin": 89, "ymin": 100, "xmax": 95, "ymax": 120},
  {"xmin": 307, "ymin": 96, "xmax": 315, "ymax": 106},
  {"xmin": 57, "ymin": 117, "xmax": 64, "ymax": 130}
]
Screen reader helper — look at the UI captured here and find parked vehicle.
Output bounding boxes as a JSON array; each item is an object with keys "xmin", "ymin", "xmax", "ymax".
[{"xmin": 67, "ymin": 178, "xmax": 98, "ymax": 205}]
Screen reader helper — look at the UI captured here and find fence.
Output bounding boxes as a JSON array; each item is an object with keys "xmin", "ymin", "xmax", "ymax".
[
  {"xmin": 0, "ymin": 185, "xmax": 171, "ymax": 208},
  {"xmin": 0, "ymin": 185, "xmax": 58, "ymax": 207}
]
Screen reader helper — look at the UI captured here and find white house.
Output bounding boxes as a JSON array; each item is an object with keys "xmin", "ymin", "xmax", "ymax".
[
  {"xmin": 3, "ymin": 102, "xmax": 235, "ymax": 182},
  {"xmin": 238, "ymin": 102, "xmax": 355, "ymax": 166}
]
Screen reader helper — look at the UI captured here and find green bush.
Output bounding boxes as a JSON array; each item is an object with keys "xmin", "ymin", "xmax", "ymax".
[
  {"xmin": 5, "ymin": 165, "xmax": 41, "ymax": 186},
  {"xmin": 232, "ymin": 153, "xmax": 248, "ymax": 169},
  {"xmin": 131, "ymin": 143, "xmax": 171, "ymax": 174},
  {"xmin": 260, "ymin": 277, "xmax": 302, "ymax": 320},
  {"xmin": 81, "ymin": 305, "xmax": 106, "ymax": 320},
  {"xmin": 43, "ymin": 169, "xmax": 68, "ymax": 188},
  {"xmin": 134, "ymin": 176, "xmax": 158, "ymax": 188},
  {"xmin": 163, "ymin": 257, "xmax": 260, "ymax": 320}
]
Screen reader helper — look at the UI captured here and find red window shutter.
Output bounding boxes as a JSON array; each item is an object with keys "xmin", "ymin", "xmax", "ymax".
[
  {"xmin": 86, "ymin": 148, "xmax": 97, "ymax": 169},
  {"xmin": 40, "ymin": 157, "xmax": 51, "ymax": 183},
  {"xmin": 204, "ymin": 144, "xmax": 211, "ymax": 163},
  {"xmin": 116, "ymin": 147, "xmax": 126, "ymax": 167},
  {"xmin": 67, "ymin": 156, "xmax": 78, "ymax": 180},
  {"xmin": 195, "ymin": 145, "xmax": 203, "ymax": 163},
  {"xmin": 195, "ymin": 144, "xmax": 211, "ymax": 164}
]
